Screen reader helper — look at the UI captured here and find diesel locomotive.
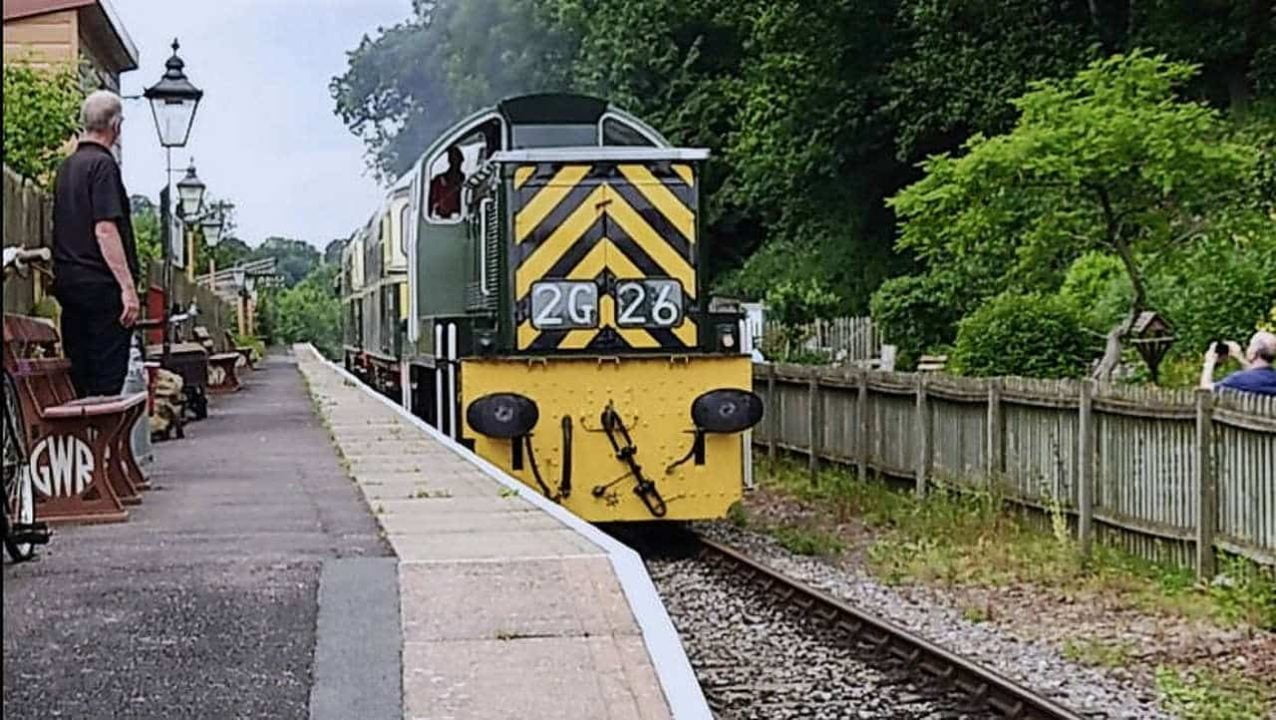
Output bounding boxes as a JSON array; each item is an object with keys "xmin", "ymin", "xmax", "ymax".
[{"xmin": 342, "ymin": 93, "xmax": 761, "ymax": 522}]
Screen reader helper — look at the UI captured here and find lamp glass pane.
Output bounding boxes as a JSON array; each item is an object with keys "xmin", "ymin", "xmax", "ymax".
[
  {"xmin": 201, "ymin": 218, "xmax": 223, "ymax": 246},
  {"xmin": 177, "ymin": 178, "xmax": 205, "ymax": 218},
  {"xmin": 149, "ymin": 97, "xmax": 198, "ymax": 148}
]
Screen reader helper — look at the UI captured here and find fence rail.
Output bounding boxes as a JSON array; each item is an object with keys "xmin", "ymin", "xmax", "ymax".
[{"xmin": 754, "ymin": 363, "xmax": 1276, "ymax": 577}]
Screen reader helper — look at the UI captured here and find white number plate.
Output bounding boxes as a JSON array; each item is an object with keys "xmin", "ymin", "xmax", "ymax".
[
  {"xmin": 531, "ymin": 281, "xmax": 599, "ymax": 329},
  {"xmin": 615, "ymin": 279, "xmax": 684, "ymax": 328}
]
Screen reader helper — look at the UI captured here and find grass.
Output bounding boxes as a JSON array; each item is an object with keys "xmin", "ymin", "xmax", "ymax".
[
  {"xmin": 754, "ymin": 456, "xmax": 1276, "ymax": 630},
  {"xmin": 1061, "ymin": 637, "xmax": 1134, "ymax": 669},
  {"xmin": 1155, "ymin": 667, "xmax": 1269, "ymax": 720},
  {"xmin": 750, "ymin": 457, "xmax": 1275, "ymax": 718},
  {"xmin": 771, "ymin": 524, "xmax": 845, "ymax": 556}
]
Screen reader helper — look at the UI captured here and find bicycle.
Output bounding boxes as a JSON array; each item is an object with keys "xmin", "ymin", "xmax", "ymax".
[{"xmin": 2, "ymin": 246, "xmax": 53, "ymax": 562}]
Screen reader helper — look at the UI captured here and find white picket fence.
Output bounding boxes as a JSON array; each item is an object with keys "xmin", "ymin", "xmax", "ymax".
[{"xmin": 759, "ymin": 315, "xmax": 881, "ymax": 363}]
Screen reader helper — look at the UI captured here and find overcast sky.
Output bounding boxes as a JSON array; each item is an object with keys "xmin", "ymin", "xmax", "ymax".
[{"xmin": 115, "ymin": 0, "xmax": 411, "ymax": 249}]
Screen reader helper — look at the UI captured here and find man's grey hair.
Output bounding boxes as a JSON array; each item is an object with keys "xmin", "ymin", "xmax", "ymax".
[
  {"xmin": 1250, "ymin": 331, "xmax": 1276, "ymax": 363},
  {"xmin": 81, "ymin": 90, "xmax": 123, "ymax": 133}
]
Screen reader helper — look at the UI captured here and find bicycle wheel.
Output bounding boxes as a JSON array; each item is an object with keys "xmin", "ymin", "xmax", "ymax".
[{"xmin": 3, "ymin": 371, "xmax": 36, "ymax": 562}]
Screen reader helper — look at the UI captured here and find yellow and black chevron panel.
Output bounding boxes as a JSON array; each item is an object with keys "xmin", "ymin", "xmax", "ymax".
[{"xmin": 512, "ymin": 162, "xmax": 700, "ymax": 352}]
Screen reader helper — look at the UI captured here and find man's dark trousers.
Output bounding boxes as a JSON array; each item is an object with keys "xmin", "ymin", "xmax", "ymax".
[{"xmin": 57, "ymin": 283, "xmax": 130, "ymax": 397}]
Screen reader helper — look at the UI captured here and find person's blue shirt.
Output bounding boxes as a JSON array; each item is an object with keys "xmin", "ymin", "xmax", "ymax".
[{"xmin": 1216, "ymin": 366, "xmax": 1276, "ymax": 396}]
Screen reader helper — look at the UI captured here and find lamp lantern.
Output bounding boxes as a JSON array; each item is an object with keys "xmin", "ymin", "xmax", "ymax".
[
  {"xmin": 176, "ymin": 162, "xmax": 206, "ymax": 219},
  {"xmin": 142, "ymin": 39, "xmax": 203, "ymax": 148}
]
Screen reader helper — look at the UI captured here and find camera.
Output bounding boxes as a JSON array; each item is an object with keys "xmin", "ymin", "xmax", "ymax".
[{"xmin": 1213, "ymin": 341, "xmax": 1229, "ymax": 357}]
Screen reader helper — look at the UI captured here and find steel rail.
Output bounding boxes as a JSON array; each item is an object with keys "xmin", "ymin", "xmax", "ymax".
[{"xmin": 696, "ymin": 535, "xmax": 1085, "ymax": 720}]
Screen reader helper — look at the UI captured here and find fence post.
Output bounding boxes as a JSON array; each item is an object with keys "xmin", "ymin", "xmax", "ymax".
[
  {"xmin": 1077, "ymin": 379, "xmax": 1095, "ymax": 557},
  {"xmin": 766, "ymin": 364, "xmax": 778, "ymax": 462},
  {"xmin": 915, "ymin": 374, "xmax": 930, "ymax": 496},
  {"xmin": 1195, "ymin": 390, "xmax": 1217, "ymax": 581},
  {"xmin": 857, "ymin": 368, "xmax": 869, "ymax": 480},
  {"xmin": 987, "ymin": 378, "xmax": 1004, "ymax": 478},
  {"xmin": 808, "ymin": 370, "xmax": 820, "ymax": 479}
]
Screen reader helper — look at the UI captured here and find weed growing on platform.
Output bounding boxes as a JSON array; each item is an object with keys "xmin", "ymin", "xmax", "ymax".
[
  {"xmin": 754, "ymin": 456, "xmax": 1276, "ymax": 630},
  {"xmin": 1155, "ymin": 666, "xmax": 1268, "ymax": 720}
]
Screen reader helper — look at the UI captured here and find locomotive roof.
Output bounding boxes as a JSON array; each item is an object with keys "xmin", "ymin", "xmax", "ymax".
[{"xmin": 489, "ymin": 147, "xmax": 709, "ymax": 163}]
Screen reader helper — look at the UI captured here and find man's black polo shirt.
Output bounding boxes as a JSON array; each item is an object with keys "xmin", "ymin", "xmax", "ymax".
[{"xmin": 51, "ymin": 140, "xmax": 139, "ymax": 290}]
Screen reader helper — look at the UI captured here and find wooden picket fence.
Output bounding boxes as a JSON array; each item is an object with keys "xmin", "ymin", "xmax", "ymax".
[
  {"xmin": 2, "ymin": 165, "xmax": 53, "ymax": 315},
  {"xmin": 754, "ymin": 363, "xmax": 1276, "ymax": 578}
]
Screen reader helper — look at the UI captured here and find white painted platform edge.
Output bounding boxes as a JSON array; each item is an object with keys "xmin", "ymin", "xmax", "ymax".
[{"xmin": 295, "ymin": 345, "xmax": 712, "ymax": 720}]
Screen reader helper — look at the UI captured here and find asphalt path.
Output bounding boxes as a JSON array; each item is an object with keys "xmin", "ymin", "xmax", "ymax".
[{"xmin": 2, "ymin": 353, "xmax": 395, "ymax": 720}]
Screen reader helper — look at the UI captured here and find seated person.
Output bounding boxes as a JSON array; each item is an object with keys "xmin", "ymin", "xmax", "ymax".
[
  {"xmin": 1199, "ymin": 331, "xmax": 1276, "ymax": 396},
  {"xmin": 429, "ymin": 147, "xmax": 465, "ymax": 219}
]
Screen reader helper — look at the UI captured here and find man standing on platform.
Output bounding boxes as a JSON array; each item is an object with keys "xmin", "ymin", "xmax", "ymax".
[{"xmin": 51, "ymin": 90, "xmax": 140, "ymax": 397}]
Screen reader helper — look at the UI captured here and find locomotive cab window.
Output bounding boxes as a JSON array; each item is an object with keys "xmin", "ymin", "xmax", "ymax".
[
  {"xmin": 600, "ymin": 115, "xmax": 658, "ymax": 147},
  {"xmin": 426, "ymin": 118, "xmax": 502, "ymax": 224}
]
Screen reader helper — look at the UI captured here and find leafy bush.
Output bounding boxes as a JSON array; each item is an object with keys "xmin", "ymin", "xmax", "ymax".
[
  {"xmin": 1059, "ymin": 252, "xmax": 1131, "ymax": 332},
  {"xmin": 869, "ymin": 274, "xmax": 961, "ymax": 370},
  {"xmin": 758, "ymin": 277, "xmax": 838, "ymax": 361},
  {"xmin": 950, "ymin": 293, "xmax": 1092, "ymax": 378},
  {"xmin": 3, "ymin": 61, "xmax": 83, "ymax": 185},
  {"xmin": 1149, "ymin": 232, "xmax": 1276, "ymax": 356}
]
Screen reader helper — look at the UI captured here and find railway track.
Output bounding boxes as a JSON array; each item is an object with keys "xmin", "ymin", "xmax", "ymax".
[{"xmin": 686, "ymin": 533, "xmax": 1085, "ymax": 720}]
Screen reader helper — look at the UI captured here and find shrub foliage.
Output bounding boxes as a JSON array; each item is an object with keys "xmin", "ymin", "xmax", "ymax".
[{"xmin": 950, "ymin": 293, "xmax": 1092, "ymax": 378}]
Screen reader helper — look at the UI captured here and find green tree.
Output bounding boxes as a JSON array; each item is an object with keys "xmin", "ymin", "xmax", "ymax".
[
  {"xmin": 889, "ymin": 53, "xmax": 1257, "ymax": 378},
  {"xmin": 251, "ymin": 237, "xmax": 320, "ymax": 288},
  {"xmin": 3, "ymin": 61, "xmax": 83, "ymax": 185},
  {"xmin": 323, "ymin": 239, "xmax": 346, "ymax": 266},
  {"xmin": 267, "ymin": 264, "xmax": 343, "ymax": 359},
  {"xmin": 330, "ymin": 0, "xmax": 569, "ymax": 183},
  {"xmin": 869, "ymin": 274, "xmax": 963, "ymax": 370},
  {"xmin": 211, "ymin": 237, "xmax": 252, "ymax": 269}
]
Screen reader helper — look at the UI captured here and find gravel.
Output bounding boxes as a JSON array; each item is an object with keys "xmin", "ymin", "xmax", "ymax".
[
  {"xmin": 648, "ymin": 553, "xmax": 1001, "ymax": 720},
  {"xmin": 693, "ymin": 522, "xmax": 1172, "ymax": 719}
]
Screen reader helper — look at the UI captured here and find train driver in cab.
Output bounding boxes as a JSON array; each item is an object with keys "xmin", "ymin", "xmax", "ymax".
[{"xmin": 430, "ymin": 146, "xmax": 466, "ymax": 219}]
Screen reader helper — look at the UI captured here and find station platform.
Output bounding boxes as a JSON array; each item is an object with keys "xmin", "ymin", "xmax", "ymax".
[
  {"xmin": 295, "ymin": 345, "xmax": 709, "ymax": 720},
  {"xmin": 3, "ymin": 347, "xmax": 708, "ymax": 720}
]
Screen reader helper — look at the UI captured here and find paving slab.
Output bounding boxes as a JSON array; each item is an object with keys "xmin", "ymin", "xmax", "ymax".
[
  {"xmin": 402, "ymin": 636, "xmax": 670, "ymax": 720},
  {"xmin": 400, "ymin": 556, "xmax": 639, "ymax": 641},
  {"xmin": 371, "ymin": 496, "xmax": 540, "ymax": 516},
  {"xmin": 380, "ymin": 509, "xmax": 566, "ymax": 534},
  {"xmin": 357, "ymin": 477, "xmax": 498, "ymax": 500},
  {"xmin": 392, "ymin": 528, "xmax": 603, "ymax": 563}
]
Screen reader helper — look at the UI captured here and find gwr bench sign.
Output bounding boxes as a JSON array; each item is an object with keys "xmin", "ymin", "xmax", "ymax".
[{"xmin": 23, "ymin": 433, "xmax": 95, "ymax": 498}]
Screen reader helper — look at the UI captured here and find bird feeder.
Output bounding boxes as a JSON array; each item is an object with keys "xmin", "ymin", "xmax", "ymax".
[{"xmin": 1130, "ymin": 310, "xmax": 1176, "ymax": 383}]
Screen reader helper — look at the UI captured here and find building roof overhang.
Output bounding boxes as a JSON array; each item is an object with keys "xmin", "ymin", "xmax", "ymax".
[{"xmin": 3, "ymin": 0, "xmax": 139, "ymax": 73}]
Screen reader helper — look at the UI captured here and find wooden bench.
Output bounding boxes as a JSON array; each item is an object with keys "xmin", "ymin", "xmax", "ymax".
[
  {"xmin": 3, "ymin": 315, "xmax": 148, "ymax": 524},
  {"xmin": 225, "ymin": 329, "xmax": 256, "ymax": 370},
  {"xmin": 918, "ymin": 354, "xmax": 949, "ymax": 373},
  {"xmin": 146, "ymin": 342, "xmax": 211, "ymax": 420},
  {"xmin": 193, "ymin": 326, "xmax": 242, "ymax": 393}
]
